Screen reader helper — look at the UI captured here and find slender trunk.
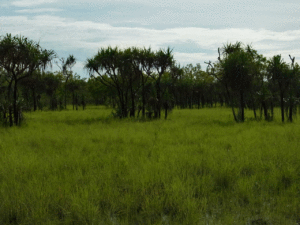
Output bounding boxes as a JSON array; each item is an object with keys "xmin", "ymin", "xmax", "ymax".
[
  {"xmin": 240, "ymin": 90, "xmax": 244, "ymax": 122},
  {"xmin": 13, "ymin": 80, "xmax": 19, "ymax": 126},
  {"xmin": 49, "ymin": 95, "xmax": 52, "ymax": 110},
  {"xmin": 262, "ymin": 101, "xmax": 268, "ymax": 121},
  {"xmin": 201, "ymin": 94, "xmax": 205, "ymax": 108},
  {"xmin": 125, "ymin": 90, "xmax": 129, "ymax": 118},
  {"xmin": 75, "ymin": 93, "xmax": 78, "ymax": 110},
  {"xmin": 72, "ymin": 92, "xmax": 75, "ymax": 110},
  {"xmin": 220, "ymin": 95, "xmax": 224, "ymax": 107},
  {"xmin": 119, "ymin": 90, "xmax": 127, "ymax": 118},
  {"xmin": 225, "ymin": 84, "xmax": 237, "ymax": 122},
  {"xmin": 271, "ymin": 100, "xmax": 274, "ymax": 120},
  {"xmin": 3, "ymin": 106, "xmax": 6, "ymax": 122},
  {"xmin": 142, "ymin": 75, "xmax": 145, "ymax": 118},
  {"xmin": 289, "ymin": 98, "xmax": 293, "ymax": 122},
  {"xmin": 156, "ymin": 80, "xmax": 161, "ymax": 119},
  {"xmin": 280, "ymin": 92, "xmax": 284, "ymax": 122},
  {"xmin": 9, "ymin": 106, "xmax": 13, "ymax": 127},
  {"xmin": 250, "ymin": 92, "xmax": 256, "ymax": 119},
  {"xmin": 65, "ymin": 83, "xmax": 67, "ymax": 110},
  {"xmin": 7, "ymin": 81, "xmax": 13, "ymax": 126},
  {"xmin": 130, "ymin": 85, "xmax": 135, "ymax": 117},
  {"xmin": 165, "ymin": 105, "xmax": 168, "ymax": 119},
  {"xmin": 82, "ymin": 94, "xmax": 85, "ymax": 110},
  {"xmin": 260, "ymin": 105, "xmax": 262, "ymax": 119},
  {"xmin": 33, "ymin": 88, "xmax": 37, "ymax": 111}
]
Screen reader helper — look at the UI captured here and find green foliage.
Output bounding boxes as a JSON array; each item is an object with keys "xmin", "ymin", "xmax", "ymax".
[
  {"xmin": 0, "ymin": 33, "xmax": 55, "ymax": 126},
  {"xmin": 0, "ymin": 106, "xmax": 300, "ymax": 224}
]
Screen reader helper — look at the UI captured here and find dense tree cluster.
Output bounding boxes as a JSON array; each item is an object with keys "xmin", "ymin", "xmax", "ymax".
[{"xmin": 1, "ymin": 34, "xmax": 300, "ymax": 126}]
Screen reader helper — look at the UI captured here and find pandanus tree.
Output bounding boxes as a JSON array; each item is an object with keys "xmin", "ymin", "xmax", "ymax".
[
  {"xmin": 43, "ymin": 72, "xmax": 62, "ymax": 110},
  {"xmin": 221, "ymin": 48, "xmax": 253, "ymax": 121},
  {"xmin": 267, "ymin": 55, "xmax": 291, "ymax": 122},
  {"xmin": 121, "ymin": 47, "xmax": 143, "ymax": 117},
  {"xmin": 67, "ymin": 74, "xmax": 87, "ymax": 110},
  {"xmin": 18, "ymin": 69, "xmax": 44, "ymax": 111},
  {"xmin": 85, "ymin": 46, "xmax": 132, "ymax": 118},
  {"xmin": 85, "ymin": 46, "xmax": 174, "ymax": 119},
  {"xmin": 56, "ymin": 55, "xmax": 76, "ymax": 109},
  {"xmin": 151, "ymin": 47, "xmax": 174, "ymax": 118},
  {"xmin": 278, "ymin": 55, "xmax": 300, "ymax": 122},
  {"xmin": 206, "ymin": 42, "xmax": 260, "ymax": 122},
  {"xmin": 139, "ymin": 47, "xmax": 155, "ymax": 117},
  {"xmin": 0, "ymin": 33, "xmax": 55, "ymax": 126}
]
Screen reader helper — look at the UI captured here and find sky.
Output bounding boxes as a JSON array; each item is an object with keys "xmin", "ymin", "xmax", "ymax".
[{"xmin": 1, "ymin": 0, "xmax": 300, "ymax": 78}]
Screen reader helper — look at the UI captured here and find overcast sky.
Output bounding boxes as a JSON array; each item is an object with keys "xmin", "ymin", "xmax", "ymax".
[{"xmin": 1, "ymin": 0, "xmax": 300, "ymax": 78}]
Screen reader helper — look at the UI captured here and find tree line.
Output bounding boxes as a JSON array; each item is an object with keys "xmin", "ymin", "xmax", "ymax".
[{"xmin": 0, "ymin": 34, "xmax": 300, "ymax": 127}]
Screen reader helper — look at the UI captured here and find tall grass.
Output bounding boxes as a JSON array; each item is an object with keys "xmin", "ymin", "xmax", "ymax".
[{"xmin": 0, "ymin": 106, "xmax": 300, "ymax": 224}]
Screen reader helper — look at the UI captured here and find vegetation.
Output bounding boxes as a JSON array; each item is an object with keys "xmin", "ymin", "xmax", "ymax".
[
  {"xmin": 1, "ymin": 33, "xmax": 300, "ymax": 224},
  {"xmin": 1, "ymin": 34, "xmax": 300, "ymax": 126},
  {"xmin": 0, "ymin": 106, "xmax": 300, "ymax": 224},
  {"xmin": 0, "ymin": 34, "xmax": 55, "ymax": 126}
]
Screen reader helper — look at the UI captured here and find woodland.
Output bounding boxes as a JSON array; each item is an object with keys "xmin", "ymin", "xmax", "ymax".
[
  {"xmin": 1, "ymin": 33, "xmax": 300, "ymax": 224},
  {"xmin": 1, "ymin": 33, "xmax": 300, "ymax": 125}
]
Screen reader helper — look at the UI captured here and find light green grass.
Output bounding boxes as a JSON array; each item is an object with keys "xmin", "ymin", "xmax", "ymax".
[{"xmin": 0, "ymin": 106, "xmax": 300, "ymax": 224}]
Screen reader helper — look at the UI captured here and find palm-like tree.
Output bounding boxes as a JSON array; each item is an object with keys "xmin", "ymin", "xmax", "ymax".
[
  {"xmin": 0, "ymin": 33, "xmax": 56, "ymax": 126},
  {"xmin": 267, "ymin": 55, "xmax": 290, "ymax": 122},
  {"xmin": 57, "ymin": 54, "xmax": 76, "ymax": 109},
  {"xmin": 152, "ymin": 47, "xmax": 174, "ymax": 118}
]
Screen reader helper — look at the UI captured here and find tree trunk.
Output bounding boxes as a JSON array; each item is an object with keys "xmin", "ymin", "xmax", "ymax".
[
  {"xmin": 6, "ymin": 81, "xmax": 13, "ymax": 126},
  {"xmin": 280, "ymin": 92, "xmax": 284, "ymax": 122},
  {"xmin": 130, "ymin": 85, "xmax": 135, "ymax": 117},
  {"xmin": 250, "ymin": 92, "xmax": 256, "ymax": 119},
  {"xmin": 9, "ymin": 106, "xmax": 13, "ymax": 127},
  {"xmin": 72, "ymin": 92, "xmax": 75, "ymax": 110},
  {"xmin": 33, "ymin": 88, "xmax": 37, "ymax": 111},
  {"xmin": 155, "ymin": 80, "xmax": 161, "ymax": 119},
  {"xmin": 262, "ymin": 101, "xmax": 268, "ymax": 121},
  {"xmin": 289, "ymin": 98, "xmax": 293, "ymax": 122},
  {"xmin": 271, "ymin": 100, "xmax": 274, "ymax": 120},
  {"xmin": 75, "ymin": 93, "xmax": 78, "ymax": 111},
  {"xmin": 65, "ymin": 83, "xmax": 67, "ymax": 110},
  {"xmin": 240, "ymin": 90, "xmax": 244, "ymax": 122},
  {"xmin": 225, "ymin": 84, "xmax": 237, "ymax": 122},
  {"xmin": 81, "ymin": 94, "xmax": 85, "ymax": 110},
  {"xmin": 142, "ymin": 75, "xmax": 145, "ymax": 118},
  {"xmin": 165, "ymin": 105, "xmax": 168, "ymax": 119},
  {"xmin": 13, "ymin": 80, "xmax": 19, "ymax": 126}
]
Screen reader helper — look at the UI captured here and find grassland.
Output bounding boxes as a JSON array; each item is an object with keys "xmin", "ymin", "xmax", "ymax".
[{"xmin": 0, "ymin": 106, "xmax": 300, "ymax": 224}]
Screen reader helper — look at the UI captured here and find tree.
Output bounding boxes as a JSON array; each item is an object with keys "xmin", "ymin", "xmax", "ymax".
[
  {"xmin": 206, "ymin": 42, "xmax": 260, "ymax": 122},
  {"xmin": 85, "ymin": 46, "xmax": 132, "ymax": 118},
  {"xmin": 285, "ymin": 55, "xmax": 300, "ymax": 122},
  {"xmin": 85, "ymin": 46, "xmax": 174, "ymax": 119},
  {"xmin": 267, "ymin": 55, "xmax": 290, "ymax": 122},
  {"xmin": 56, "ymin": 55, "xmax": 76, "ymax": 109},
  {"xmin": 0, "ymin": 33, "xmax": 55, "ymax": 126},
  {"xmin": 43, "ymin": 72, "xmax": 62, "ymax": 110},
  {"xmin": 139, "ymin": 47, "xmax": 155, "ymax": 118},
  {"xmin": 67, "ymin": 74, "xmax": 86, "ymax": 110},
  {"xmin": 151, "ymin": 47, "xmax": 174, "ymax": 118}
]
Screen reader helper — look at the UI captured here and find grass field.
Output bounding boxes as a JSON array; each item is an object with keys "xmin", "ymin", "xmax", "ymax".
[{"xmin": 0, "ymin": 105, "xmax": 300, "ymax": 224}]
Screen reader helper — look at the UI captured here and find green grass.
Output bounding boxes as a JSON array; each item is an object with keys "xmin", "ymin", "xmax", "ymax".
[{"xmin": 1, "ymin": 106, "xmax": 300, "ymax": 224}]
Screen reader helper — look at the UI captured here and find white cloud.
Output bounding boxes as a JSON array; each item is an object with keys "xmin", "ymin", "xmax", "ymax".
[
  {"xmin": 15, "ymin": 8, "xmax": 62, "ymax": 13},
  {"xmin": 1, "ymin": 15, "xmax": 300, "ymax": 76},
  {"xmin": 12, "ymin": 0, "xmax": 58, "ymax": 7}
]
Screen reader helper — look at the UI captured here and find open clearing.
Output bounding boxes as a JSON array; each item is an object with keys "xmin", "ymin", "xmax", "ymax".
[{"xmin": 0, "ymin": 106, "xmax": 299, "ymax": 224}]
